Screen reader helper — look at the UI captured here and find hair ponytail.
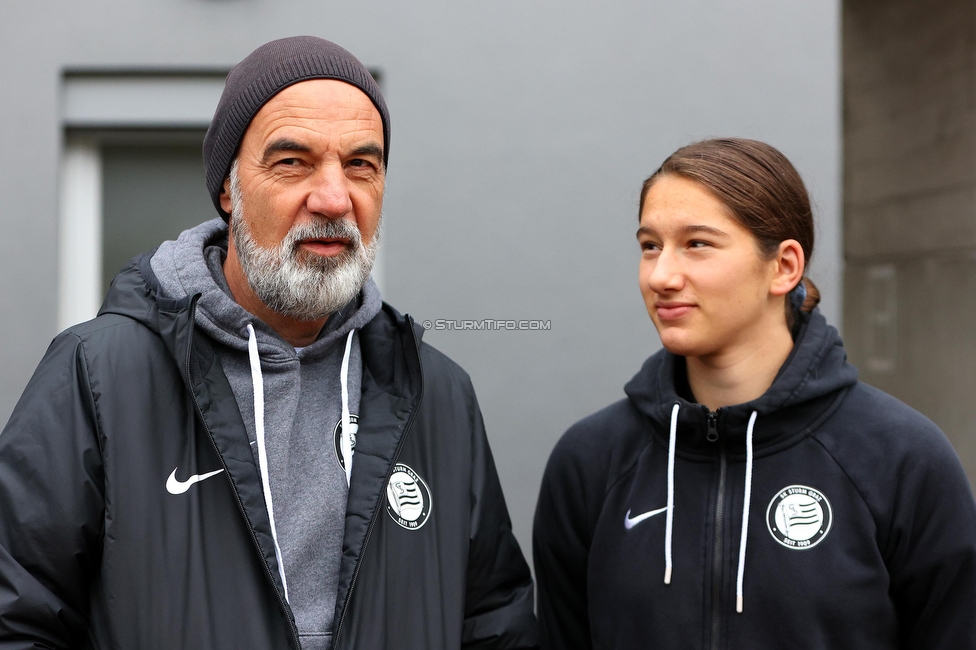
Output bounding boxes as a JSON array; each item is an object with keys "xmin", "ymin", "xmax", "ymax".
[
  {"xmin": 786, "ymin": 277, "xmax": 820, "ymax": 329},
  {"xmin": 800, "ymin": 277, "xmax": 820, "ymax": 313}
]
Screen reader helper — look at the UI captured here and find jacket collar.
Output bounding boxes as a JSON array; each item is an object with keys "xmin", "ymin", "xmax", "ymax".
[
  {"xmin": 624, "ymin": 310, "xmax": 858, "ymax": 455},
  {"xmin": 332, "ymin": 303, "xmax": 424, "ymax": 640}
]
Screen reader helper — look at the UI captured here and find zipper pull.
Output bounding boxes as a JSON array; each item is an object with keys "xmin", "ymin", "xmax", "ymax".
[{"xmin": 706, "ymin": 410, "xmax": 719, "ymax": 442}]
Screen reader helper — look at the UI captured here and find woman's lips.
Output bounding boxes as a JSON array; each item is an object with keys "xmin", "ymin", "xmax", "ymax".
[{"xmin": 656, "ymin": 303, "xmax": 694, "ymax": 321}]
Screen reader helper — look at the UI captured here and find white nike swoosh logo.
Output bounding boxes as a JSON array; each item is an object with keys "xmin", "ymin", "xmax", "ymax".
[
  {"xmin": 166, "ymin": 467, "xmax": 225, "ymax": 495},
  {"xmin": 624, "ymin": 506, "xmax": 668, "ymax": 530}
]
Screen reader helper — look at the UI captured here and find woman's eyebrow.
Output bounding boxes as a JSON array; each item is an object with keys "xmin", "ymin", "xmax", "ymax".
[
  {"xmin": 682, "ymin": 224, "xmax": 729, "ymax": 237},
  {"xmin": 636, "ymin": 224, "xmax": 729, "ymax": 238}
]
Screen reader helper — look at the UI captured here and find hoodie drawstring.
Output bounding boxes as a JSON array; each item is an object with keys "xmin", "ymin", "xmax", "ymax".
[
  {"xmin": 245, "ymin": 324, "xmax": 358, "ymax": 603},
  {"xmin": 662, "ymin": 404, "xmax": 758, "ymax": 615},
  {"xmin": 339, "ymin": 330, "xmax": 356, "ymax": 487},
  {"xmin": 246, "ymin": 323, "xmax": 289, "ymax": 602},
  {"xmin": 664, "ymin": 403, "xmax": 679, "ymax": 585},
  {"xmin": 736, "ymin": 410, "xmax": 758, "ymax": 613}
]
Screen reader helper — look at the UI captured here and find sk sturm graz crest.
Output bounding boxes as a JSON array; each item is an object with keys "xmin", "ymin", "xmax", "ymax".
[
  {"xmin": 332, "ymin": 414, "xmax": 359, "ymax": 470},
  {"xmin": 386, "ymin": 463, "xmax": 432, "ymax": 530},
  {"xmin": 766, "ymin": 485, "xmax": 832, "ymax": 549}
]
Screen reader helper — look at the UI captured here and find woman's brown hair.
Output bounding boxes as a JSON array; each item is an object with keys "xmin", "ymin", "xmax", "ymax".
[{"xmin": 639, "ymin": 138, "xmax": 820, "ymax": 326}]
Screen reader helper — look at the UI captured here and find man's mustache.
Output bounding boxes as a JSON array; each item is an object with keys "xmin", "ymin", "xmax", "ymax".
[{"xmin": 284, "ymin": 219, "xmax": 362, "ymax": 251}]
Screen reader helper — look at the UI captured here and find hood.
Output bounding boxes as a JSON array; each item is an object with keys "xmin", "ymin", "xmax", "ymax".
[
  {"xmin": 97, "ymin": 220, "xmax": 387, "ymax": 474},
  {"xmin": 145, "ymin": 219, "xmax": 382, "ymax": 363},
  {"xmin": 624, "ymin": 309, "xmax": 858, "ymax": 455},
  {"xmin": 96, "ymin": 248, "xmax": 421, "ymax": 396},
  {"xmin": 98, "ymin": 252, "xmax": 190, "ymax": 338}
]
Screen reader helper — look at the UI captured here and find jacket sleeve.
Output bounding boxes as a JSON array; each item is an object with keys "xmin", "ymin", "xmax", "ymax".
[
  {"xmin": 883, "ymin": 425, "xmax": 976, "ymax": 649},
  {"xmin": 0, "ymin": 333, "xmax": 104, "ymax": 648},
  {"xmin": 461, "ymin": 389, "xmax": 539, "ymax": 649},
  {"xmin": 532, "ymin": 426, "xmax": 597, "ymax": 650}
]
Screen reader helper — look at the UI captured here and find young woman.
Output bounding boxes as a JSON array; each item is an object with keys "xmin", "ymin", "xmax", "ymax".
[{"xmin": 533, "ymin": 138, "xmax": 976, "ymax": 649}]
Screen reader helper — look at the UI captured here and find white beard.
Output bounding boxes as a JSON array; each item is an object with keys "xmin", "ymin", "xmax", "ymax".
[{"xmin": 228, "ymin": 161, "xmax": 379, "ymax": 321}]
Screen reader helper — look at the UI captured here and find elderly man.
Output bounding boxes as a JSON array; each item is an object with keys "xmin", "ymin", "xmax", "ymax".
[{"xmin": 0, "ymin": 37, "xmax": 538, "ymax": 649}]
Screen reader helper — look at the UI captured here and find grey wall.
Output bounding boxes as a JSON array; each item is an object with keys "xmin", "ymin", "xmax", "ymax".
[{"xmin": 0, "ymin": 0, "xmax": 840, "ymax": 564}]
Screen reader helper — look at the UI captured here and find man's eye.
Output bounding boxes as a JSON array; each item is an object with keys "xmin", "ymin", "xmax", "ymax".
[
  {"xmin": 640, "ymin": 241, "xmax": 660, "ymax": 252},
  {"xmin": 348, "ymin": 159, "xmax": 372, "ymax": 168},
  {"xmin": 689, "ymin": 240, "xmax": 710, "ymax": 248},
  {"xmin": 276, "ymin": 158, "xmax": 301, "ymax": 167}
]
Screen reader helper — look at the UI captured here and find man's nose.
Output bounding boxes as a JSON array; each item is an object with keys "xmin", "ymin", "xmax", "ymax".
[{"xmin": 305, "ymin": 164, "xmax": 353, "ymax": 218}]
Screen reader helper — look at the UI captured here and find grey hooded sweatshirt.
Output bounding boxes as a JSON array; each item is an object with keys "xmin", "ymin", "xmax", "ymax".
[{"xmin": 151, "ymin": 218, "xmax": 382, "ymax": 650}]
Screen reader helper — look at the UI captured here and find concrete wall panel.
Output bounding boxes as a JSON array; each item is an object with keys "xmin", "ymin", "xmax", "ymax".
[
  {"xmin": 845, "ymin": 252, "xmax": 976, "ymax": 481},
  {"xmin": 845, "ymin": 0, "xmax": 976, "ymax": 486}
]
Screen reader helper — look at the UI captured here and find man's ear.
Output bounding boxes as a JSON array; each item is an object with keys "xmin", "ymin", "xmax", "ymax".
[
  {"xmin": 769, "ymin": 239, "xmax": 805, "ymax": 297},
  {"xmin": 219, "ymin": 176, "xmax": 233, "ymax": 215}
]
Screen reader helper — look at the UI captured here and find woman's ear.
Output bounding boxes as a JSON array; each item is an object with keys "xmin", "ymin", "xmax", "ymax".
[{"xmin": 769, "ymin": 239, "xmax": 805, "ymax": 297}]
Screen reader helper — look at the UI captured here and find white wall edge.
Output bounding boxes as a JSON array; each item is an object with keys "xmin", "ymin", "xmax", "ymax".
[
  {"xmin": 63, "ymin": 75, "xmax": 225, "ymax": 128},
  {"xmin": 58, "ymin": 141, "xmax": 103, "ymax": 330}
]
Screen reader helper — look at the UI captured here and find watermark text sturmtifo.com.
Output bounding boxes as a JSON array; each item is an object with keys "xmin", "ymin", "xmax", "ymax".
[{"xmin": 422, "ymin": 319, "xmax": 551, "ymax": 331}]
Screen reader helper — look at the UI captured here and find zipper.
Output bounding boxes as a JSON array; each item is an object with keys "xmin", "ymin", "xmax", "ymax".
[
  {"xmin": 332, "ymin": 316, "xmax": 425, "ymax": 649},
  {"xmin": 707, "ymin": 408, "xmax": 726, "ymax": 650},
  {"xmin": 706, "ymin": 410, "xmax": 719, "ymax": 442},
  {"xmin": 183, "ymin": 297, "xmax": 302, "ymax": 650}
]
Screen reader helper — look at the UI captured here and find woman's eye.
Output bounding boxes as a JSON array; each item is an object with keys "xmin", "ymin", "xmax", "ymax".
[
  {"xmin": 640, "ymin": 241, "xmax": 660, "ymax": 252},
  {"xmin": 689, "ymin": 240, "xmax": 710, "ymax": 248}
]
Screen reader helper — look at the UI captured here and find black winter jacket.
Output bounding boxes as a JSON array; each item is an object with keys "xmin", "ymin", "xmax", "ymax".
[
  {"xmin": 534, "ymin": 310, "xmax": 976, "ymax": 649},
  {"xmin": 0, "ymin": 256, "xmax": 539, "ymax": 649}
]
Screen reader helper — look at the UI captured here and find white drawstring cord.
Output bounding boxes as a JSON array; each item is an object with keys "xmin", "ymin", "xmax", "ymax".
[
  {"xmin": 664, "ymin": 403, "xmax": 679, "ymax": 585},
  {"xmin": 339, "ymin": 329, "xmax": 356, "ymax": 487},
  {"xmin": 736, "ymin": 410, "xmax": 758, "ymax": 613},
  {"xmin": 246, "ymin": 323, "xmax": 289, "ymax": 602}
]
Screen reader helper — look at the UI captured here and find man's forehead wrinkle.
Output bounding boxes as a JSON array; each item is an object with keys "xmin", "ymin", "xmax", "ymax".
[
  {"xmin": 255, "ymin": 82, "xmax": 382, "ymax": 121},
  {"xmin": 337, "ymin": 127, "xmax": 384, "ymax": 149},
  {"xmin": 249, "ymin": 119, "xmax": 382, "ymax": 157},
  {"xmin": 253, "ymin": 108, "xmax": 382, "ymax": 136},
  {"xmin": 241, "ymin": 83, "xmax": 385, "ymax": 165},
  {"xmin": 256, "ymin": 109, "xmax": 380, "ymax": 132}
]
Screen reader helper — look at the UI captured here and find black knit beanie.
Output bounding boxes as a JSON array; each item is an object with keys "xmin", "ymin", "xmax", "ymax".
[{"xmin": 203, "ymin": 35, "xmax": 390, "ymax": 219}]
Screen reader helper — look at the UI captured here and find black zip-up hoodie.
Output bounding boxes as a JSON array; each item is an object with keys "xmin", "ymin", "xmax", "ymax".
[
  {"xmin": 534, "ymin": 309, "xmax": 976, "ymax": 649},
  {"xmin": 0, "ymin": 256, "xmax": 539, "ymax": 649}
]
